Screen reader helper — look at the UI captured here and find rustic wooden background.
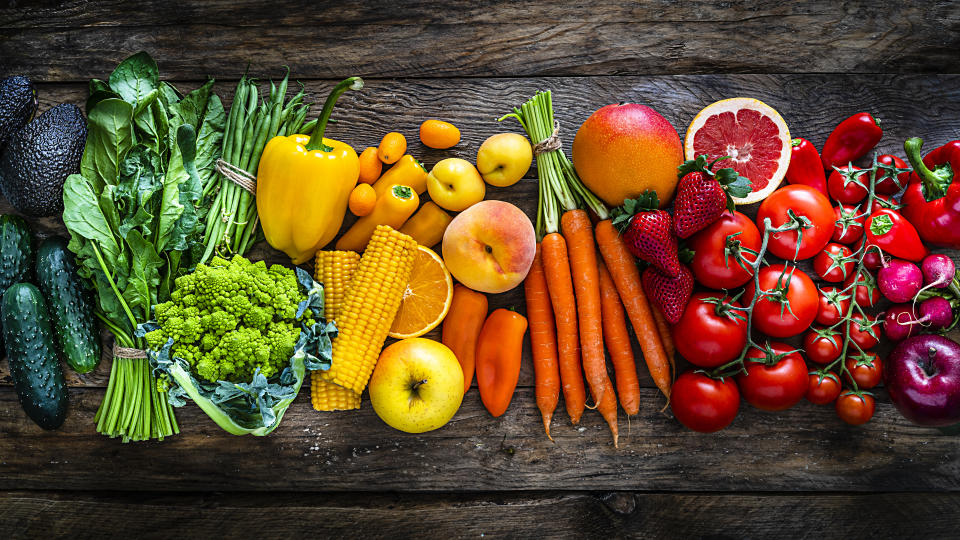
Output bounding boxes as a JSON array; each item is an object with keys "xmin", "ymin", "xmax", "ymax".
[{"xmin": 3, "ymin": 1, "xmax": 960, "ymax": 538}]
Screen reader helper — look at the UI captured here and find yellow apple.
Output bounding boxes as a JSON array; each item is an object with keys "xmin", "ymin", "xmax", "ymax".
[
  {"xmin": 476, "ymin": 133, "xmax": 533, "ymax": 187},
  {"xmin": 368, "ymin": 338, "xmax": 464, "ymax": 434},
  {"xmin": 426, "ymin": 158, "xmax": 485, "ymax": 212}
]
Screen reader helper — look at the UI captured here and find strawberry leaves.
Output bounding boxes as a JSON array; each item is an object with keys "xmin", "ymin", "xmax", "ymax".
[{"xmin": 678, "ymin": 155, "xmax": 751, "ymax": 212}]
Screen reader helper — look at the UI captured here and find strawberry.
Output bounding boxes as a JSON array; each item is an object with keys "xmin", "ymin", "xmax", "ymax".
[
  {"xmin": 673, "ymin": 155, "xmax": 753, "ymax": 239},
  {"xmin": 612, "ymin": 192, "xmax": 681, "ymax": 277},
  {"xmin": 642, "ymin": 263, "xmax": 694, "ymax": 324}
]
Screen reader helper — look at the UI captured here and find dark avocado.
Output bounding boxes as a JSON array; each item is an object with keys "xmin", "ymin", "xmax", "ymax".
[
  {"xmin": 0, "ymin": 104, "xmax": 87, "ymax": 217},
  {"xmin": 0, "ymin": 76, "xmax": 37, "ymax": 150}
]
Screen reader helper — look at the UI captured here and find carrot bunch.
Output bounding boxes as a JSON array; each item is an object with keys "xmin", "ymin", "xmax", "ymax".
[{"xmin": 503, "ymin": 91, "xmax": 675, "ymax": 447}]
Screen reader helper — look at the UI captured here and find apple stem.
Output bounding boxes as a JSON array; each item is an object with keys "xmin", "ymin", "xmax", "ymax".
[{"xmin": 412, "ymin": 379, "xmax": 428, "ymax": 392}]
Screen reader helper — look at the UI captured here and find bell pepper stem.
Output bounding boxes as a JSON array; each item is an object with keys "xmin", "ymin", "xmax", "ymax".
[
  {"xmin": 306, "ymin": 77, "xmax": 364, "ymax": 152},
  {"xmin": 905, "ymin": 137, "xmax": 952, "ymax": 201}
]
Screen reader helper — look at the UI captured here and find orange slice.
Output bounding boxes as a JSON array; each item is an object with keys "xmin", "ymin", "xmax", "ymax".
[
  {"xmin": 684, "ymin": 97, "xmax": 791, "ymax": 205},
  {"xmin": 388, "ymin": 245, "xmax": 454, "ymax": 339}
]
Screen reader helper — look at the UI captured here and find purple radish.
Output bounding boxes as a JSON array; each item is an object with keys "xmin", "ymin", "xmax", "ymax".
[
  {"xmin": 883, "ymin": 304, "xmax": 920, "ymax": 342},
  {"xmin": 877, "ymin": 258, "xmax": 923, "ymax": 303},
  {"xmin": 919, "ymin": 296, "xmax": 954, "ymax": 331},
  {"xmin": 921, "ymin": 254, "xmax": 955, "ymax": 289}
]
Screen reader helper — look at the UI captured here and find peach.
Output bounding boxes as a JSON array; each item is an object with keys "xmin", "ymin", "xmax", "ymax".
[{"xmin": 441, "ymin": 200, "xmax": 535, "ymax": 294}]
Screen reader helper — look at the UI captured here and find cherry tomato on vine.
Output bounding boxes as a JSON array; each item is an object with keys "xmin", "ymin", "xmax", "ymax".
[
  {"xmin": 875, "ymin": 154, "xmax": 909, "ymax": 195},
  {"xmin": 813, "ymin": 242, "xmax": 855, "ymax": 283},
  {"xmin": 835, "ymin": 391, "xmax": 875, "ymax": 425},
  {"xmin": 816, "ymin": 286, "xmax": 850, "ymax": 325},
  {"xmin": 806, "ymin": 372, "xmax": 842, "ymax": 405},
  {"xmin": 828, "ymin": 165, "xmax": 869, "ymax": 204},
  {"xmin": 673, "ymin": 293, "xmax": 748, "ymax": 368},
  {"xmin": 832, "ymin": 203, "xmax": 864, "ymax": 244},
  {"xmin": 670, "ymin": 371, "xmax": 740, "ymax": 433},
  {"xmin": 843, "ymin": 271, "xmax": 881, "ymax": 307},
  {"xmin": 756, "ymin": 185, "xmax": 835, "ymax": 261},
  {"xmin": 737, "ymin": 342, "xmax": 809, "ymax": 411},
  {"xmin": 870, "ymin": 194, "xmax": 899, "ymax": 213},
  {"xmin": 844, "ymin": 352, "xmax": 882, "ymax": 389},
  {"xmin": 743, "ymin": 264, "xmax": 818, "ymax": 338},
  {"xmin": 860, "ymin": 240, "xmax": 885, "ymax": 271},
  {"xmin": 688, "ymin": 211, "xmax": 761, "ymax": 290},
  {"xmin": 803, "ymin": 326, "xmax": 843, "ymax": 365},
  {"xmin": 846, "ymin": 313, "xmax": 881, "ymax": 350}
]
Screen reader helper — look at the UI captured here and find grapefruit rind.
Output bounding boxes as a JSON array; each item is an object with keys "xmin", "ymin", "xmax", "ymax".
[{"xmin": 684, "ymin": 97, "xmax": 791, "ymax": 206}]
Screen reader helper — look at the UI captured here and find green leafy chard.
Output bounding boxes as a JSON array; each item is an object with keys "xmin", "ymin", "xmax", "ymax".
[{"xmin": 62, "ymin": 51, "xmax": 224, "ymax": 442}]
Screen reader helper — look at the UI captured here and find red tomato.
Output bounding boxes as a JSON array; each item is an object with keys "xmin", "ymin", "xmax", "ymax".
[
  {"xmin": 835, "ymin": 391, "xmax": 875, "ymax": 425},
  {"xmin": 816, "ymin": 286, "xmax": 850, "ymax": 325},
  {"xmin": 806, "ymin": 372, "xmax": 842, "ymax": 405},
  {"xmin": 870, "ymin": 194, "xmax": 899, "ymax": 213},
  {"xmin": 843, "ymin": 271, "xmax": 881, "ymax": 307},
  {"xmin": 844, "ymin": 352, "xmax": 882, "ymax": 389},
  {"xmin": 688, "ymin": 211, "xmax": 761, "ymax": 290},
  {"xmin": 673, "ymin": 293, "xmax": 748, "ymax": 368},
  {"xmin": 742, "ymin": 264, "xmax": 818, "ymax": 338},
  {"xmin": 827, "ymin": 165, "xmax": 869, "ymax": 204},
  {"xmin": 737, "ymin": 342, "xmax": 809, "ymax": 411},
  {"xmin": 860, "ymin": 240, "xmax": 885, "ymax": 271},
  {"xmin": 757, "ymin": 185, "xmax": 835, "ymax": 261},
  {"xmin": 803, "ymin": 326, "xmax": 842, "ymax": 365},
  {"xmin": 670, "ymin": 371, "xmax": 740, "ymax": 433},
  {"xmin": 832, "ymin": 203, "xmax": 864, "ymax": 244},
  {"xmin": 813, "ymin": 242, "xmax": 855, "ymax": 283},
  {"xmin": 875, "ymin": 154, "xmax": 909, "ymax": 195},
  {"xmin": 846, "ymin": 313, "xmax": 880, "ymax": 350}
]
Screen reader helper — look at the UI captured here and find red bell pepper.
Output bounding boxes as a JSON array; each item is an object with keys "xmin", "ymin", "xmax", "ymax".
[
  {"xmin": 900, "ymin": 137, "xmax": 960, "ymax": 249},
  {"xmin": 821, "ymin": 113, "xmax": 883, "ymax": 170},
  {"xmin": 785, "ymin": 138, "xmax": 828, "ymax": 195},
  {"xmin": 865, "ymin": 207, "xmax": 928, "ymax": 262}
]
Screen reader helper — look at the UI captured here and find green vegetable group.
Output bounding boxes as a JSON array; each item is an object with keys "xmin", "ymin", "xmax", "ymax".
[{"xmin": 145, "ymin": 255, "xmax": 315, "ymax": 383}]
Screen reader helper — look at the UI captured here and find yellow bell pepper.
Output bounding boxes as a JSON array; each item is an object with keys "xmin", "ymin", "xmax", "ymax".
[
  {"xmin": 336, "ymin": 184, "xmax": 419, "ymax": 252},
  {"xmin": 398, "ymin": 201, "xmax": 453, "ymax": 247},
  {"xmin": 371, "ymin": 154, "xmax": 429, "ymax": 197},
  {"xmin": 257, "ymin": 77, "xmax": 363, "ymax": 264}
]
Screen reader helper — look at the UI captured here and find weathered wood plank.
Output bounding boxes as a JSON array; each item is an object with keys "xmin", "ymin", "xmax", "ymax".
[
  {"xmin": 2, "ymin": 1, "xmax": 958, "ymax": 81},
  {"xmin": 3, "ymin": 73, "xmax": 958, "ymax": 389},
  {"xmin": 3, "ymin": 490, "xmax": 960, "ymax": 539},
  {"xmin": 0, "ymin": 386, "xmax": 956, "ymax": 492}
]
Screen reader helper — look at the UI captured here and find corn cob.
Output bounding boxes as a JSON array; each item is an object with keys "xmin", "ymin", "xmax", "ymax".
[
  {"xmin": 311, "ymin": 250, "xmax": 363, "ymax": 411},
  {"xmin": 321, "ymin": 225, "xmax": 417, "ymax": 393}
]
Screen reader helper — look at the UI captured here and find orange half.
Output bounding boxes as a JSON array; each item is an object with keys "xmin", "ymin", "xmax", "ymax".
[{"xmin": 388, "ymin": 245, "xmax": 454, "ymax": 339}]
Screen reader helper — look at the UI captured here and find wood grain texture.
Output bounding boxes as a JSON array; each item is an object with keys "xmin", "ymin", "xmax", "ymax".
[
  {"xmin": 1, "ymin": 386, "xmax": 957, "ymax": 492},
  {"xmin": 3, "ymin": 73, "xmax": 958, "ymax": 388},
  {"xmin": 2, "ymin": 1, "xmax": 959, "ymax": 81},
  {"xmin": 3, "ymin": 490, "xmax": 960, "ymax": 539}
]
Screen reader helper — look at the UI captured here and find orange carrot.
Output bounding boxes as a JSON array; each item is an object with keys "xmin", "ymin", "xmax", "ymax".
[
  {"xmin": 595, "ymin": 219, "xmax": 672, "ymax": 399},
  {"xmin": 561, "ymin": 210, "xmax": 618, "ymax": 446},
  {"xmin": 523, "ymin": 244, "xmax": 561, "ymax": 440},
  {"xmin": 651, "ymin": 305, "xmax": 676, "ymax": 382},
  {"xmin": 539, "ymin": 232, "xmax": 586, "ymax": 424},
  {"xmin": 598, "ymin": 260, "xmax": 641, "ymax": 416}
]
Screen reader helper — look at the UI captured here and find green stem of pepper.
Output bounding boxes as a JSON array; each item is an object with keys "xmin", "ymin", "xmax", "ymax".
[{"xmin": 306, "ymin": 77, "xmax": 364, "ymax": 152}]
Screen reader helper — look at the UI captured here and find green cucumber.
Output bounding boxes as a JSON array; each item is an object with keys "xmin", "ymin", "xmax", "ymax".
[
  {"xmin": 3, "ymin": 283, "xmax": 67, "ymax": 430},
  {"xmin": 36, "ymin": 236, "xmax": 101, "ymax": 373},
  {"xmin": 0, "ymin": 214, "xmax": 33, "ymax": 351}
]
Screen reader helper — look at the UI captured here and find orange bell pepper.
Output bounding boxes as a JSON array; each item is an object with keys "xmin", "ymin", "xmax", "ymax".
[
  {"xmin": 372, "ymin": 154, "xmax": 429, "ymax": 197},
  {"xmin": 475, "ymin": 308, "xmax": 527, "ymax": 417},
  {"xmin": 441, "ymin": 285, "xmax": 488, "ymax": 394}
]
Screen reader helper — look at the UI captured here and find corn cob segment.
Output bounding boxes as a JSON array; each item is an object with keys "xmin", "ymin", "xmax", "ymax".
[
  {"xmin": 312, "ymin": 250, "xmax": 363, "ymax": 411},
  {"xmin": 321, "ymin": 226, "xmax": 417, "ymax": 394}
]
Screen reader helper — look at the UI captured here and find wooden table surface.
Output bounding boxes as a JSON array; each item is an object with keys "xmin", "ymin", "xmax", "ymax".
[{"xmin": 3, "ymin": 2, "xmax": 960, "ymax": 538}]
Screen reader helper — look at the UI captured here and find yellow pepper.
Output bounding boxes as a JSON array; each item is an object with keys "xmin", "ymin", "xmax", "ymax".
[
  {"xmin": 336, "ymin": 184, "xmax": 419, "ymax": 251},
  {"xmin": 398, "ymin": 201, "xmax": 453, "ymax": 247},
  {"xmin": 371, "ymin": 154, "xmax": 429, "ymax": 197},
  {"xmin": 257, "ymin": 77, "xmax": 363, "ymax": 264}
]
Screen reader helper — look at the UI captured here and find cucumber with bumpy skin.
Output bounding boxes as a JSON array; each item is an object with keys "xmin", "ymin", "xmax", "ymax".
[
  {"xmin": 3, "ymin": 283, "xmax": 67, "ymax": 429},
  {"xmin": 36, "ymin": 236, "xmax": 101, "ymax": 373},
  {"xmin": 0, "ymin": 214, "xmax": 33, "ymax": 351}
]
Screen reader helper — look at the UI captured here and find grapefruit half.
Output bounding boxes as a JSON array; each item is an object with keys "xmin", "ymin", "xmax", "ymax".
[{"xmin": 684, "ymin": 98, "xmax": 791, "ymax": 205}]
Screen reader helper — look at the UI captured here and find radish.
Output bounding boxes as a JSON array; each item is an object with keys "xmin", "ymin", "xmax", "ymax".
[
  {"xmin": 883, "ymin": 304, "xmax": 920, "ymax": 342},
  {"xmin": 919, "ymin": 296, "xmax": 954, "ymax": 331},
  {"xmin": 921, "ymin": 254, "xmax": 955, "ymax": 289},
  {"xmin": 877, "ymin": 258, "xmax": 923, "ymax": 303}
]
